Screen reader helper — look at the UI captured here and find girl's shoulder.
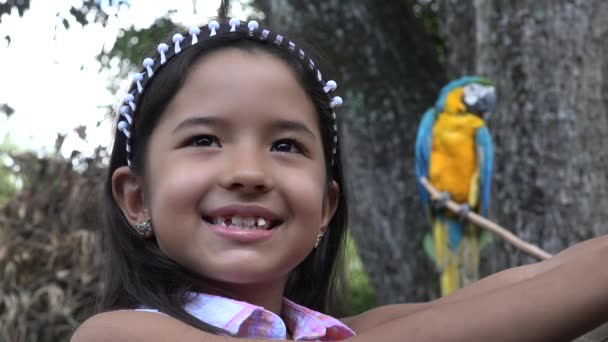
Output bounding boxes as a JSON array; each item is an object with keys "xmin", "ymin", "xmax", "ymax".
[{"xmin": 71, "ymin": 310, "xmax": 213, "ymax": 342}]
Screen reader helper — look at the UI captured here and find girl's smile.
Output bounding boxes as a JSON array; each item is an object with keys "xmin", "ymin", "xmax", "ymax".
[
  {"xmin": 203, "ymin": 203, "xmax": 282, "ymax": 230},
  {"xmin": 203, "ymin": 203, "xmax": 283, "ymax": 243}
]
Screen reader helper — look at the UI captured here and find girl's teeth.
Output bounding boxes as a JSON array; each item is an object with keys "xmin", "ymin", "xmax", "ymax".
[
  {"xmin": 210, "ymin": 215, "xmax": 272, "ymax": 229},
  {"xmin": 243, "ymin": 217, "xmax": 256, "ymax": 227},
  {"xmin": 231, "ymin": 216, "xmax": 243, "ymax": 226}
]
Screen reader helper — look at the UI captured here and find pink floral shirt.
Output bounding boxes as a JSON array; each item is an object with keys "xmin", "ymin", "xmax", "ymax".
[{"xmin": 139, "ymin": 293, "xmax": 355, "ymax": 340}]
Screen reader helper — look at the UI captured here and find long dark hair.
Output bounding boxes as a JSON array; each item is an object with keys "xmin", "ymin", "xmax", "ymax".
[{"xmin": 99, "ymin": 18, "xmax": 349, "ymax": 333}]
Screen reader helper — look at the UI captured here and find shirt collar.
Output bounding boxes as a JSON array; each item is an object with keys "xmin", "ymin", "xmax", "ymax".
[{"xmin": 183, "ymin": 293, "xmax": 355, "ymax": 340}]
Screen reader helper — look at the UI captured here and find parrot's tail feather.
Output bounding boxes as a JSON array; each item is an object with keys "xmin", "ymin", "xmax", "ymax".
[
  {"xmin": 446, "ymin": 218, "xmax": 464, "ymax": 251},
  {"xmin": 432, "ymin": 217, "xmax": 461, "ymax": 296},
  {"xmin": 431, "ymin": 219, "xmax": 449, "ymax": 270},
  {"xmin": 459, "ymin": 223, "xmax": 481, "ymax": 286}
]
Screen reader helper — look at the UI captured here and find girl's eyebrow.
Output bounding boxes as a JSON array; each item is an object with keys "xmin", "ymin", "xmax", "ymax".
[
  {"xmin": 172, "ymin": 116, "xmax": 316, "ymax": 138},
  {"xmin": 172, "ymin": 116, "xmax": 226, "ymax": 133},
  {"xmin": 270, "ymin": 119, "xmax": 316, "ymax": 139}
]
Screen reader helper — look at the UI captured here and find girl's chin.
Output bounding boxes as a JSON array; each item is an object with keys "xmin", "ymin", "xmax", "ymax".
[{"xmin": 196, "ymin": 252, "xmax": 305, "ymax": 286}]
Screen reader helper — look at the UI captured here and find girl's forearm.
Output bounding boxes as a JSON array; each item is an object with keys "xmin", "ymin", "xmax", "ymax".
[
  {"xmin": 353, "ymin": 246, "xmax": 608, "ymax": 342},
  {"xmin": 349, "ymin": 235, "xmax": 608, "ymax": 332},
  {"xmin": 345, "ymin": 264, "xmax": 537, "ymax": 333},
  {"xmin": 345, "ymin": 254, "xmax": 541, "ymax": 332}
]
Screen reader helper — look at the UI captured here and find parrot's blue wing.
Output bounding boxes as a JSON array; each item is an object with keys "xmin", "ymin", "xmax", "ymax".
[
  {"xmin": 475, "ymin": 126, "xmax": 493, "ymax": 217},
  {"xmin": 415, "ymin": 108, "xmax": 436, "ymax": 211}
]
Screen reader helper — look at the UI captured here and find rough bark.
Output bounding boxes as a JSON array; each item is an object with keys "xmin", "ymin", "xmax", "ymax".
[
  {"xmin": 439, "ymin": 0, "xmax": 608, "ymax": 269},
  {"xmin": 255, "ymin": 0, "xmax": 447, "ymax": 303}
]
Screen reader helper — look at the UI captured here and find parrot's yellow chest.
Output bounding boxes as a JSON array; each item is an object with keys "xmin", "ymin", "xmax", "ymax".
[{"xmin": 430, "ymin": 112, "xmax": 485, "ymax": 203}]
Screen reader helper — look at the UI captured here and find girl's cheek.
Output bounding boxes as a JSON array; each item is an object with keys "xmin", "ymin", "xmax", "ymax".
[
  {"xmin": 292, "ymin": 174, "xmax": 327, "ymax": 210},
  {"xmin": 151, "ymin": 159, "xmax": 211, "ymax": 203}
]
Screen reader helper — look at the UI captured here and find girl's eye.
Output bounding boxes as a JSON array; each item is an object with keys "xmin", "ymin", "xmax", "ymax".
[
  {"xmin": 271, "ymin": 139, "xmax": 303, "ymax": 154},
  {"xmin": 187, "ymin": 135, "xmax": 221, "ymax": 148}
]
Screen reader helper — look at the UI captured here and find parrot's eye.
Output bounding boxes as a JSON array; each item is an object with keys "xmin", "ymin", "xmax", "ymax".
[{"xmin": 464, "ymin": 83, "xmax": 480, "ymax": 96}]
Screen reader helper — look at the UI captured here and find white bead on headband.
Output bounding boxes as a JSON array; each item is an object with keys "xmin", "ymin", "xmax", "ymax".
[
  {"xmin": 157, "ymin": 43, "xmax": 169, "ymax": 64},
  {"xmin": 189, "ymin": 26, "xmax": 200, "ymax": 44},
  {"xmin": 117, "ymin": 19, "xmax": 343, "ymax": 167},
  {"xmin": 133, "ymin": 72, "xmax": 144, "ymax": 93},
  {"xmin": 229, "ymin": 18, "xmax": 240, "ymax": 32},
  {"xmin": 209, "ymin": 20, "xmax": 220, "ymax": 36},
  {"xmin": 173, "ymin": 33, "xmax": 184, "ymax": 53}
]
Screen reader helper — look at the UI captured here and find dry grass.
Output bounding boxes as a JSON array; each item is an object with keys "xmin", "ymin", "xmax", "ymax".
[{"xmin": 0, "ymin": 151, "xmax": 106, "ymax": 341}]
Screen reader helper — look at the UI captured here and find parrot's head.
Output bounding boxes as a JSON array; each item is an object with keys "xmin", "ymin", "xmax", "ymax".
[
  {"xmin": 462, "ymin": 80, "xmax": 496, "ymax": 118},
  {"xmin": 435, "ymin": 76, "xmax": 496, "ymax": 119}
]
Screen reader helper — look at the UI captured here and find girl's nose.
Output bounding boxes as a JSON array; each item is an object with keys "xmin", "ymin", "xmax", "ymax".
[{"xmin": 219, "ymin": 154, "xmax": 273, "ymax": 194}]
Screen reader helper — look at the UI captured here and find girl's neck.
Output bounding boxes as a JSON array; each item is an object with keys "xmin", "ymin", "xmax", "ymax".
[{"xmin": 202, "ymin": 277, "xmax": 288, "ymax": 316}]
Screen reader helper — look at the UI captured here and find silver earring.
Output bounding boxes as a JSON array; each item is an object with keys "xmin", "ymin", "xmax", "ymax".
[
  {"xmin": 314, "ymin": 232, "xmax": 324, "ymax": 248},
  {"xmin": 134, "ymin": 219, "xmax": 153, "ymax": 238}
]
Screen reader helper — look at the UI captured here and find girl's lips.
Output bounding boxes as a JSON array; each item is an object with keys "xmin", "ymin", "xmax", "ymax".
[
  {"xmin": 203, "ymin": 204, "xmax": 284, "ymax": 242},
  {"xmin": 206, "ymin": 221, "xmax": 280, "ymax": 243},
  {"xmin": 203, "ymin": 204, "xmax": 283, "ymax": 230}
]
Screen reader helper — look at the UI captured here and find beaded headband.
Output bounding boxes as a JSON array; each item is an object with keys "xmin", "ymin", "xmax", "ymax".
[{"xmin": 116, "ymin": 18, "xmax": 343, "ymax": 167}]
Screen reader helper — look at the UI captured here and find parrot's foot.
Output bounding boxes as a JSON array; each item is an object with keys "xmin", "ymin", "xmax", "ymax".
[
  {"xmin": 458, "ymin": 204, "xmax": 470, "ymax": 221},
  {"xmin": 433, "ymin": 192, "xmax": 451, "ymax": 209}
]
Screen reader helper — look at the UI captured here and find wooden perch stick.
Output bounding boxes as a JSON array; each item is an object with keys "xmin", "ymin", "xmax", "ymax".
[{"xmin": 419, "ymin": 177, "xmax": 553, "ymax": 261}]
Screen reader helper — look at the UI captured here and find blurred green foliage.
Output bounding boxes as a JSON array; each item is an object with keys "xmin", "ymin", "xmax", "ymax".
[
  {"xmin": 99, "ymin": 16, "xmax": 179, "ymax": 68},
  {"xmin": 0, "ymin": 135, "xmax": 18, "ymax": 206},
  {"xmin": 342, "ymin": 234, "xmax": 377, "ymax": 315}
]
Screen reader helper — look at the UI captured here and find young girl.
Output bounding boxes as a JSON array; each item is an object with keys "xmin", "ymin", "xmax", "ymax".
[{"xmin": 73, "ymin": 17, "xmax": 608, "ymax": 341}]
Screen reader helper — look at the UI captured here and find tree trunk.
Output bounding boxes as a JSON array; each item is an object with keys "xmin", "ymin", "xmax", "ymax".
[
  {"xmin": 255, "ymin": 0, "xmax": 447, "ymax": 303},
  {"xmin": 439, "ymin": 0, "xmax": 608, "ymax": 270}
]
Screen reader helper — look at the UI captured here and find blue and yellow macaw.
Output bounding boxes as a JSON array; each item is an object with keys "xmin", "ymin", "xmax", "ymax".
[{"xmin": 415, "ymin": 76, "xmax": 496, "ymax": 296}]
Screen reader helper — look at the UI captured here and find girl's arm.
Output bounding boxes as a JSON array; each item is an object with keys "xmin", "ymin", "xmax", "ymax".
[
  {"xmin": 347, "ymin": 243, "xmax": 608, "ymax": 341},
  {"xmin": 345, "ymin": 235, "xmax": 608, "ymax": 335},
  {"xmin": 342, "ymin": 263, "xmax": 535, "ymax": 332}
]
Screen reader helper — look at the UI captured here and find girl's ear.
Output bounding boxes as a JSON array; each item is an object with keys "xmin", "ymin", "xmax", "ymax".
[
  {"xmin": 112, "ymin": 166, "xmax": 149, "ymax": 224},
  {"xmin": 320, "ymin": 179, "xmax": 340, "ymax": 232}
]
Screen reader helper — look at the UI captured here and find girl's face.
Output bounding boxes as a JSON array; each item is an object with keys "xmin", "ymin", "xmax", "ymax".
[{"xmin": 139, "ymin": 48, "xmax": 338, "ymax": 291}]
